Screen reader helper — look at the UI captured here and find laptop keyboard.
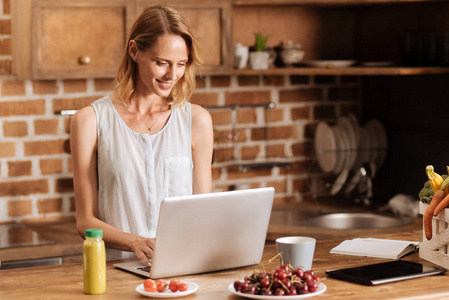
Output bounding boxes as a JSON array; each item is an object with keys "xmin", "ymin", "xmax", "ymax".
[{"xmin": 137, "ymin": 266, "xmax": 151, "ymax": 273}]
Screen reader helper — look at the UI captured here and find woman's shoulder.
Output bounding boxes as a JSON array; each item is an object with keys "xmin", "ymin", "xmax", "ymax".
[
  {"xmin": 190, "ymin": 103, "xmax": 212, "ymax": 128},
  {"xmin": 71, "ymin": 95, "xmax": 110, "ymax": 129},
  {"xmin": 190, "ymin": 103, "xmax": 209, "ymax": 116},
  {"xmin": 74, "ymin": 94, "xmax": 112, "ymax": 120},
  {"xmin": 71, "ymin": 105, "xmax": 96, "ymax": 129},
  {"xmin": 70, "ymin": 104, "xmax": 98, "ymax": 151}
]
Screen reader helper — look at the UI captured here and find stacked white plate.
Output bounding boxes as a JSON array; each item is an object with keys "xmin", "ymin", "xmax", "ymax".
[
  {"xmin": 314, "ymin": 122, "xmax": 337, "ymax": 173},
  {"xmin": 314, "ymin": 115, "xmax": 388, "ymax": 195},
  {"xmin": 365, "ymin": 119, "xmax": 388, "ymax": 168}
]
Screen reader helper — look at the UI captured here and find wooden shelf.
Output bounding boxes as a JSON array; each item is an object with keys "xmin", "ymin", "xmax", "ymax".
[
  {"xmin": 231, "ymin": 66, "xmax": 449, "ymax": 76},
  {"xmin": 215, "ymin": 161, "xmax": 293, "ymax": 172},
  {"xmin": 233, "ymin": 0, "xmax": 447, "ymax": 6}
]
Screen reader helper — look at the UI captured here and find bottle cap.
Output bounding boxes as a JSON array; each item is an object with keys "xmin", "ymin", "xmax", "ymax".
[{"xmin": 85, "ymin": 228, "xmax": 103, "ymax": 238}]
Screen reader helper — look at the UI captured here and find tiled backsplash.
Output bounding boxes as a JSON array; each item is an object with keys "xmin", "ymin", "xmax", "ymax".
[{"xmin": 0, "ymin": 1, "xmax": 361, "ymax": 222}]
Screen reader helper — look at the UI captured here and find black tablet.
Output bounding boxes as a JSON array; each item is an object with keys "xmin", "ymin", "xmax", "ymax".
[{"xmin": 326, "ymin": 260, "xmax": 446, "ymax": 285}]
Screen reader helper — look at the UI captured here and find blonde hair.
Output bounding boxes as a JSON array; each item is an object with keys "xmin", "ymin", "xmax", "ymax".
[{"xmin": 115, "ymin": 5, "xmax": 203, "ymax": 106}]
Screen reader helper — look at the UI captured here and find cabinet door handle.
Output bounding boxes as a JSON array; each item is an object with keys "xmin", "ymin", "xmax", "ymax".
[{"xmin": 78, "ymin": 56, "xmax": 91, "ymax": 65}]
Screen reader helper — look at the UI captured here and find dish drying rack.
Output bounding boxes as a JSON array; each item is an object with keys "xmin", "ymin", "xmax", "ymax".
[
  {"xmin": 308, "ymin": 117, "xmax": 388, "ymax": 207},
  {"xmin": 312, "ymin": 150, "xmax": 386, "ymax": 205}
]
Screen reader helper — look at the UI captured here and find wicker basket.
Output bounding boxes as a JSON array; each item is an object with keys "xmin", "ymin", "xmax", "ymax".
[{"xmin": 419, "ymin": 201, "xmax": 449, "ymax": 269}]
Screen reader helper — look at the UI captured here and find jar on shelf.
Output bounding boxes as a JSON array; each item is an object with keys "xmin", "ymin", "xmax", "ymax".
[{"xmin": 280, "ymin": 40, "xmax": 305, "ymax": 66}]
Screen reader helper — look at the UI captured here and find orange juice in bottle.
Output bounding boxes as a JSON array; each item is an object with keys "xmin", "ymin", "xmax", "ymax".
[{"xmin": 83, "ymin": 228, "xmax": 106, "ymax": 294}]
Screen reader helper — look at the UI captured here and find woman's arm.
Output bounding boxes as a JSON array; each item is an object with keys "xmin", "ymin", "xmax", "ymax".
[
  {"xmin": 70, "ymin": 105, "xmax": 154, "ymax": 265},
  {"xmin": 191, "ymin": 104, "xmax": 214, "ymax": 194}
]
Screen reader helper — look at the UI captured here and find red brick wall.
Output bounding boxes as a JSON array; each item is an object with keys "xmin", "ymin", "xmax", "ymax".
[
  {"xmin": 194, "ymin": 75, "xmax": 361, "ymax": 205},
  {"xmin": 0, "ymin": 1, "xmax": 361, "ymax": 222}
]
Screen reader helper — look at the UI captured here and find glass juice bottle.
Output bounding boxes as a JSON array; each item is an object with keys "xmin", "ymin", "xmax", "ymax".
[{"xmin": 83, "ymin": 228, "xmax": 106, "ymax": 294}]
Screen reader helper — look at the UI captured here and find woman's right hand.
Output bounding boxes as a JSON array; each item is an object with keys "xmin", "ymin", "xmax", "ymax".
[{"xmin": 131, "ymin": 237, "xmax": 155, "ymax": 266}]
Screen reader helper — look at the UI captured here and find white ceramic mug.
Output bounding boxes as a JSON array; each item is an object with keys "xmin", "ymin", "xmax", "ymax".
[
  {"xmin": 275, "ymin": 236, "xmax": 316, "ymax": 270},
  {"xmin": 234, "ymin": 43, "xmax": 249, "ymax": 69}
]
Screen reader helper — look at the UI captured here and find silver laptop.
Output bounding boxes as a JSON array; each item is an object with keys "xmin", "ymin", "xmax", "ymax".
[{"xmin": 114, "ymin": 187, "xmax": 274, "ymax": 279}]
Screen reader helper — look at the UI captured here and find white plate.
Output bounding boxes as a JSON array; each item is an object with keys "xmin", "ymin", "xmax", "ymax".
[
  {"xmin": 366, "ymin": 119, "xmax": 388, "ymax": 168},
  {"xmin": 136, "ymin": 282, "xmax": 198, "ymax": 298},
  {"xmin": 304, "ymin": 60, "xmax": 355, "ymax": 68},
  {"xmin": 331, "ymin": 126, "xmax": 345, "ymax": 174},
  {"xmin": 358, "ymin": 127, "xmax": 372, "ymax": 165},
  {"xmin": 336, "ymin": 117, "xmax": 357, "ymax": 170},
  {"xmin": 364, "ymin": 122, "xmax": 379, "ymax": 165},
  {"xmin": 314, "ymin": 122, "xmax": 337, "ymax": 173},
  {"xmin": 227, "ymin": 282, "xmax": 327, "ymax": 299},
  {"xmin": 346, "ymin": 114, "xmax": 361, "ymax": 171},
  {"xmin": 347, "ymin": 114, "xmax": 359, "ymax": 145},
  {"xmin": 330, "ymin": 167, "xmax": 350, "ymax": 196}
]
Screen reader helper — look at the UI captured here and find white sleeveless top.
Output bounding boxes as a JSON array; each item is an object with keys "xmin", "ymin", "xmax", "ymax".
[{"xmin": 91, "ymin": 96, "xmax": 193, "ymax": 260}]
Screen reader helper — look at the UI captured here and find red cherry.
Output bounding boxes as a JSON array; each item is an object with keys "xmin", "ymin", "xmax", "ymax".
[
  {"xmin": 239, "ymin": 281, "xmax": 249, "ymax": 293},
  {"xmin": 258, "ymin": 272, "xmax": 270, "ymax": 282},
  {"xmin": 291, "ymin": 275, "xmax": 301, "ymax": 283},
  {"xmin": 304, "ymin": 273, "xmax": 314, "ymax": 284},
  {"xmin": 308, "ymin": 281, "xmax": 319, "ymax": 293},
  {"xmin": 275, "ymin": 288, "xmax": 285, "ymax": 296},
  {"xmin": 233, "ymin": 281, "xmax": 241, "ymax": 292},
  {"xmin": 297, "ymin": 282, "xmax": 309, "ymax": 294},
  {"xmin": 271, "ymin": 278, "xmax": 281, "ymax": 290},
  {"xmin": 304, "ymin": 270, "xmax": 315, "ymax": 277},
  {"xmin": 288, "ymin": 288, "xmax": 298, "ymax": 295},
  {"xmin": 260, "ymin": 278, "xmax": 270, "ymax": 288},
  {"xmin": 277, "ymin": 270, "xmax": 287, "ymax": 280},
  {"xmin": 243, "ymin": 285, "xmax": 256, "ymax": 295},
  {"xmin": 260, "ymin": 287, "xmax": 272, "ymax": 296},
  {"xmin": 294, "ymin": 268, "xmax": 304, "ymax": 278},
  {"xmin": 282, "ymin": 278, "xmax": 292, "ymax": 290}
]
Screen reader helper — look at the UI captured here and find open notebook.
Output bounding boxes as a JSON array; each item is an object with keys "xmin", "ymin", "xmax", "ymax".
[{"xmin": 330, "ymin": 238, "xmax": 420, "ymax": 259}]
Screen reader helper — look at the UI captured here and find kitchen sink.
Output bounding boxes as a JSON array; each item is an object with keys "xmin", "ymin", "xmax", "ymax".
[
  {"xmin": 304, "ymin": 212, "xmax": 414, "ymax": 229},
  {"xmin": 269, "ymin": 210, "xmax": 414, "ymax": 230}
]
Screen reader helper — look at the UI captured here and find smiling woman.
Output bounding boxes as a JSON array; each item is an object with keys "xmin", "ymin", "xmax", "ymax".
[
  {"xmin": 129, "ymin": 34, "xmax": 189, "ymax": 104},
  {"xmin": 69, "ymin": 5, "xmax": 213, "ymax": 267}
]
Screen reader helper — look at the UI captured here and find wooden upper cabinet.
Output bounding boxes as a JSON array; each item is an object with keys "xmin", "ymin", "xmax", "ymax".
[
  {"xmin": 12, "ymin": 0, "xmax": 134, "ymax": 79},
  {"xmin": 136, "ymin": 0, "xmax": 232, "ymax": 75},
  {"xmin": 233, "ymin": 0, "xmax": 446, "ymax": 5}
]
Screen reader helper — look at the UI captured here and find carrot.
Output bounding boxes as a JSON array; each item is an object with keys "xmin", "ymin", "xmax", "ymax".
[
  {"xmin": 434, "ymin": 192, "xmax": 449, "ymax": 216},
  {"xmin": 424, "ymin": 190, "xmax": 446, "ymax": 240}
]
